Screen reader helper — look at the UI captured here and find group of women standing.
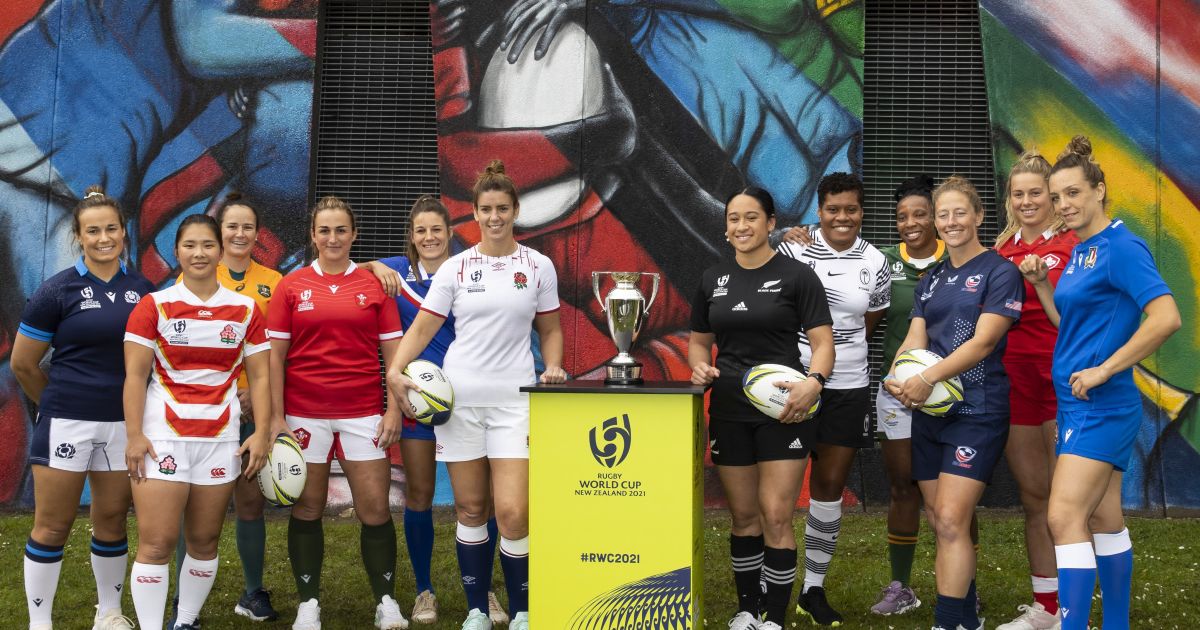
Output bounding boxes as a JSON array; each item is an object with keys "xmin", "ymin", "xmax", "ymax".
[{"xmin": 692, "ymin": 135, "xmax": 1179, "ymax": 630}]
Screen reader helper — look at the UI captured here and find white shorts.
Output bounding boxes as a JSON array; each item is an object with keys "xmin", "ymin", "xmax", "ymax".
[
  {"xmin": 435, "ymin": 405, "xmax": 529, "ymax": 462},
  {"xmin": 286, "ymin": 414, "xmax": 386, "ymax": 464},
  {"xmin": 876, "ymin": 385, "xmax": 913, "ymax": 441},
  {"xmin": 143, "ymin": 440, "xmax": 240, "ymax": 485},
  {"xmin": 31, "ymin": 416, "xmax": 127, "ymax": 472}
]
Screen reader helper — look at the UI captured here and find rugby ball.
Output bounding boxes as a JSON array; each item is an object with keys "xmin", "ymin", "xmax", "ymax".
[
  {"xmin": 742, "ymin": 364, "xmax": 822, "ymax": 421},
  {"xmin": 892, "ymin": 349, "xmax": 965, "ymax": 417},
  {"xmin": 403, "ymin": 360, "xmax": 454, "ymax": 426},
  {"xmin": 257, "ymin": 435, "xmax": 307, "ymax": 507}
]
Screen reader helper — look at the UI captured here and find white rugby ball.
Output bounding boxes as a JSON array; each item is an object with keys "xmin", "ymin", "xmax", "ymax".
[
  {"xmin": 742, "ymin": 364, "xmax": 822, "ymax": 421},
  {"xmin": 892, "ymin": 349, "xmax": 965, "ymax": 417},
  {"xmin": 404, "ymin": 360, "xmax": 454, "ymax": 426},
  {"xmin": 257, "ymin": 435, "xmax": 307, "ymax": 507}
]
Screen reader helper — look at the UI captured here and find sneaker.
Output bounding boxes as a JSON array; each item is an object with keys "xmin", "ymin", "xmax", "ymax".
[
  {"xmin": 996, "ymin": 603, "xmax": 1061, "ymax": 630},
  {"xmin": 93, "ymin": 606, "xmax": 135, "ymax": 630},
  {"xmin": 510, "ymin": 612, "xmax": 528, "ymax": 630},
  {"xmin": 173, "ymin": 625, "xmax": 201, "ymax": 630},
  {"xmin": 728, "ymin": 611, "xmax": 759, "ymax": 630},
  {"xmin": 760, "ymin": 623, "xmax": 782, "ymax": 630},
  {"xmin": 293, "ymin": 598, "xmax": 322, "ymax": 630},
  {"xmin": 796, "ymin": 586, "xmax": 844, "ymax": 626},
  {"xmin": 411, "ymin": 590, "xmax": 438, "ymax": 624},
  {"xmin": 957, "ymin": 620, "xmax": 985, "ymax": 630},
  {"xmin": 375, "ymin": 595, "xmax": 410, "ymax": 629},
  {"xmin": 871, "ymin": 581, "xmax": 921, "ymax": 616},
  {"xmin": 168, "ymin": 598, "xmax": 202, "ymax": 630},
  {"xmin": 487, "ymin": 591, "xmax": 509, "ymax": 625},
  {"xmin": 462, "ymin": 608, "xmax": 493, "ymax": 630},
  {"xmin": 235, "ymin": 588, "xmax": 280, "ymax": 622}
]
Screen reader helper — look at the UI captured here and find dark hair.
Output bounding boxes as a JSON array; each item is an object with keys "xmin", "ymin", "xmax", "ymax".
[
  {"xmin": 472, "ymin": 159, "xmax": 519, "ymax": 207},
  {"xmin": 175, "ymin": 214, "xmax": 222, "ymax": 248},
  {"xmin": 725, "ymin": 186, "xmax": 776, "ymax": 218},
  {"xmin": 215, "ymin": 191, "xmax": 259, "ymax": 228},
  {"xmin": 73, "ymin": 185, "xmax": 126, "ymax": 237},
  {"xmin": 933, "ymin": 174, "xmax": 983, "ymax": 216},
  {"xmin": 310, "ymin": 195, "xmax": 357, "ymax": 233},
  {"xmin": 406, "ymin": 194, "xmax": 452, "ymax": 272},
  {"xmin": 817, "ymin": 172, "xmax": 865, "ymax": 207},
  {"xmin": 1051, "ymin": 135, "xmax": 1107, "ymax": 207},
  {"xmin": 893, "ymin": 174, "xmax": 934, "ymax": 204}
]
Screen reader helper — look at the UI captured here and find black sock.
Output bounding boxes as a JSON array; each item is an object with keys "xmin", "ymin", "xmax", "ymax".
[
  {"xmin": 960, "ymin": 579, "xmax": 979, "ymax": 628},
  {"xmin": 730, "ymin": 534, "xmax": 764, "ymax": 615},
  {"xmin": 288, "ymin": 516, "xmax": 324, "ymax": 601},
  {"xmin": 935, "ymin": 593, "xmax": 964, "ymax": 629},
  {"xmin": 762, "ymin": 546, "xmax": 797, "ymax": 624},
  {"xmin": 361, "ymin": 520, "xmax": 397, "ymax": 601}
]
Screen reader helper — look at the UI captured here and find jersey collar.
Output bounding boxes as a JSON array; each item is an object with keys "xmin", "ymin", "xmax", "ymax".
[
  {"xmin": 812, "ymin": 228, "xmax": 861, "ymax": 255},
  {"xmin": 310, "ymin": 259, "xmax": 357, "ymax": 276},
  {"xmin": 74, "ymin": 256, "xmax": 127, "ymax": 280},
  {"xmin": 899, "ymin": 240, "xmax": 945, "ymax": 264},
  {"xmin": 1013, "ymin": 227, "xmax": 1058, "ymax": 245}
]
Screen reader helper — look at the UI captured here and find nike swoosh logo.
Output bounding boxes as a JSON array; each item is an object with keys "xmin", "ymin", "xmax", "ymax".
[{"xmin": 826, "ymin": 271, "xmax": 846, "ymax": 276}]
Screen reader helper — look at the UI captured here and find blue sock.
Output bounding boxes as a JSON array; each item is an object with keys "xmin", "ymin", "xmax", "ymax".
[
  {"xmin": 934, "ymin": 593, "xmax": 964, "ymax": 629},
  {"xmin": 485, "ymin": 517, "xmax": 499, "ymax": 590},
  {"xmin": 499, "ymin": 536, "xmax": 529, "ymax": 615},
  {"xmin": 1055, "ymin": 542, "xmax": 1097, "ymax": 630},
  {"xmin": 404, "ymin": 508, "xmax": 435, "ymax": 594},
  {"xmin": 455, "ymin": 522, "xmax": 491, "ymax": 613},
  {"xmin": 959, "ymin": 579, "xmax": 979, "ymax": 628},
  {"xmin": 1095, "ymin": 529, "xmax": 1133, "ymax": 630}
]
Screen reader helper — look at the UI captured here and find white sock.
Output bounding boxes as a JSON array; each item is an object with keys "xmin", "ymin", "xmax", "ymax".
[
  {"xmin": 176, "ymin": 554, "xmax": 219, "ymax": 625},
  {"xmin": 24, "ymin": 553, "xmax": 63, "ymax": 626},
  {"xmin": 130, "ymin": 561, "xmax": 170, "ymax": 630},
  {"xmin": 803, "ymin": 498, "xmax": 843, "ymax": 593},
  {"xmin": 91, "ymin": 538, "xmax": 129, "ymax": 613}
]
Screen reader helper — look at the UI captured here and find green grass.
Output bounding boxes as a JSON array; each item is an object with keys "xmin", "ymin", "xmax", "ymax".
[{"xmin": 2, "ymin": 509, "xmax": 1198, "ymax": 628}]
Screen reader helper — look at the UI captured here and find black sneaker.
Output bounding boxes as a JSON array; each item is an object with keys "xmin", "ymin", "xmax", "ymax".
[
  {"xmin": 796, "ymin": 586, "xmax": 844, "ymax": 626},
  {"xmin": 168, "ymin": 597, "xmax": 201, "ymax": 629},
  {"xmin": 172, "ymin": 625, "xmax": 200, "ymax": 630},
  {"xmin": 234, "ymin": 588, "xmax": 279, "ymax": 622}
]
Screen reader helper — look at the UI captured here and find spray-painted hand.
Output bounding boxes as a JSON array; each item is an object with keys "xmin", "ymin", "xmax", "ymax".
[
  {"xmin": 431, "ymin": 0, "xmax": 469, "ymax": 46},
  {"xmin": 500, "ymin": 0, "xmax": 587, "ymax": 63}
]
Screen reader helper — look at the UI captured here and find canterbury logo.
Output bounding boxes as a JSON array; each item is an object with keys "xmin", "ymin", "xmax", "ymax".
[
  {"xmin": 136, "ymin": 576, "xmax": 162, "ymax": 583},
  {"xmin": 188, "ymin": 569, "xmax": 214, "ymax": 578}
]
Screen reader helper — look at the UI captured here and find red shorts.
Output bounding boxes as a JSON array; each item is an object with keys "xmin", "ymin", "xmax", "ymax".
[{"xmin": 1005, "ymin": 358, "xmax": 1057, "ymax": 425}]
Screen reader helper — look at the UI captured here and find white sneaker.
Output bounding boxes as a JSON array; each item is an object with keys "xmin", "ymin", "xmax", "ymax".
[
  {"xmin": 487, "ymin": 591, "xmax": 509, "ymax": 625},
  {"xmin": 462, "ymin": 608, "xmax": 493, "ymax": 630},
  {"xmin": 957, "ymin": 620, "xmax": 985, "ymax": 630},
  {"xmin": 759, "ymin": 623, "xmax": 782, "ymax": 630},
  {"xmin": 293, "ymin": 598, "xmax": 322, "ymax": 630},
  {"xmin": 728, "ymin": 611, "xmax": 759, "ymax": 630},
  {"xmin": 510, "ymin": 611, "xmax": 528, "ymax": 630},
  {"xmin": 411, "ymin": 590, "xmax": 438, "ymax": 624},
  {"xmin": 93, "ymin": 605, "xmax": 135, "ymax": 630},
  {"xmin": 375, "ymin": 595, "xmax": 410, "ymax": 629},
  {"xmin": 996, "ymin": 603, "xmax": 1061, "ymax": 630}
]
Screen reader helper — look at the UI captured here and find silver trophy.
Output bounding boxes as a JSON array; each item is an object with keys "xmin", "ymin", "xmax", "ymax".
[{"xmin": 591, "ymin": 271, "xmax": 660, "ymax": 385}]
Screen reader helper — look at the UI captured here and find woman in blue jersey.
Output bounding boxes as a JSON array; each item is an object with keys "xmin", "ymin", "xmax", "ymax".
[
  {"xmin": 1019, "ymin": 136, "xmax": 1179, "ymax": 630},
  {"xmin": 886, "ymin": 175, "xmax": 1024, "ymax": 630},
  {"xmin": 12, "ymin": 186, "xmax": 153, "ymax": 630}
]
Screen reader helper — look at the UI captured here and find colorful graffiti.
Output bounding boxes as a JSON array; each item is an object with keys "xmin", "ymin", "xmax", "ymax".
[
  {"xmin": 0, "ymin": 0, "xmax": 316, "ymax": 504},
  {"xmin": 980, "ymin": 0, "xmax": 1200, "ymax": 511}
]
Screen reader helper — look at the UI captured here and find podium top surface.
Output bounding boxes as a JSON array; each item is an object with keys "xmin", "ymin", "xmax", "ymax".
[{"xmin": 520, "ymin": 380, "xmax": 705, "ymax": 395}]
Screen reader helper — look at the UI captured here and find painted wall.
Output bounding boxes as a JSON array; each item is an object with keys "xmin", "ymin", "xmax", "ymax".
[{"xmin": 980, "ymin": 0, "xmax": 1200, "ymax": 513}]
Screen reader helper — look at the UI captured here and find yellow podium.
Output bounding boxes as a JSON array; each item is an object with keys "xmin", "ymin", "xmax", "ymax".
[{"xmin": 521, "ymin": 381, "xmax": 706, "ymax": 629}]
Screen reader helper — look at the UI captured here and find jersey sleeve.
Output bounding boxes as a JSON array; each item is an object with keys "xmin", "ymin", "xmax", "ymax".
[
  {"xmin": 1109, "ymin": 235, "xmax": 1172, "ymax": 309},
  {"xmin": 377, "ymin": 291, "xmax": 404, "ymax": 341},
  {"xmin": 868, "ymin": 253, "xmax": 892, "ymax": 312},
  {"xmin": 124, "ymin": 295, "xmax": 159, "ymax": 349},
  {"xmin": 982, "ymin": 259, "xmax": 1025, "ymax": 319},
  {"xmin": 421, "ymin": 262, "xmax": 457, "ymax": 318},
  {"xmin": 535, "ymin": 256, "xmax": 560, "ymax": 315},
  {"xmin": 17, "ymin": 279, "xmax": 63, "ymax": 343},
  {"xmin": 243, "ymin": 303, "xmax": 271, "ymax": 357},
  {"xmin": 794, "ymin": 265, "xmax": 833, "ymax": 331},
  {"xmin": 266, "ymin": 275, "xmax": 293, "ymax": 339},
  {"xmin": 378, "ymin": 255, "xmax": 408, "ymax": 275},
  {"xmin": 689, "ymin": 272, "xmax": 712, "ymax": 333},
  {"xmin": 911, "ymin": 270, "xmax": 933, "ymax": 320}
]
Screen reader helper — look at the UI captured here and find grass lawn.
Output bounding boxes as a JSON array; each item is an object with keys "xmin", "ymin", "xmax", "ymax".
[{"xmin": 2, "ymin": 508, "xmax": 1197, "ymax": 629}]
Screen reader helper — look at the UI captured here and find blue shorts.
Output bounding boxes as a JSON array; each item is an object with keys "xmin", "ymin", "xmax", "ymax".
[
  {"xmin": 1056, "ymin": 403, "xmax": 1141, "ymax": 472},
  {"xmin": 401, "ymin": 416, "xmax": 435, "ymax": 441},
  {"xmin": 912, "ymin": 411, "xmax": 1008, "ymax": 483}
]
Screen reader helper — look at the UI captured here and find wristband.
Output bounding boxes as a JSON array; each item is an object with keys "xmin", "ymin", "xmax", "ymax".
[
  {"xmin": 917, "ymin": 372, "xmax": 934, "ymax": 387},
  {"xmin": 810, "ymin": 372, "xmax": 827, "ymax": 387}
]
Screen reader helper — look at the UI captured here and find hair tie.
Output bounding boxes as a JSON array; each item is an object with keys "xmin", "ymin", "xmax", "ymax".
[{"xmin": 84, "ymin": 191, "xmax": 104, "ymax": 199}]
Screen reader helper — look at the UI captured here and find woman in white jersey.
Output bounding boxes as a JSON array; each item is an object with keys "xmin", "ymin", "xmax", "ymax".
[{"xmin": 388, "ymin": 160, "xmax": 565, "ymax": 630}]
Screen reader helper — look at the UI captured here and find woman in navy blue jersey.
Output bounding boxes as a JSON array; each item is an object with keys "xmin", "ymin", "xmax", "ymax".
[{"xmin": 13, "ymin": 186, "xmax": 154, "ymax": 630}]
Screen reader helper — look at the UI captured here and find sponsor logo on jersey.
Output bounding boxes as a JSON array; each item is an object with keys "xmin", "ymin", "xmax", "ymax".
[
  {"xmin": 757, "ymin": 279, "xmax": 781, "ymax": 293},
  {"xmin": 963, "ymin": 274, "xmax": 982, "ymax": 292},
  {"xmin": 709, "ymin": 439, "xmax": 718, "ymax": 456},
  {"xmin": 125, "ymin": 290, "xmax": 141, "ymax": 303},
  {"xmin": 105, "ymin": 291, "xmax": 116, "ymax": 302},
  {"xmin": 1043, "ymin": 253, "xmax": 1062, "ymax": 269},
  {"xmin": 732, "ymin": 301, "xmax": 748, "ymax": 311},
  {"xmin": 298, "ymin": 289, "xmax": 315, "ymax": 312},
  {"xmin": 492, "ymin": 261, "xmax": 506, "ymax": 271},
  {"xmin": 590, "ymin": 414, "xmax": 632, "ymax": 468},
  {"xmin": 1084, "ymin": 246, "xmax": 1098, "ymax": 269},
  {"xmin": 258, "ymin": 284, "xmax": 272, "ymax": 298},
  {"xmin": 158, "ymin": 455, "xmax": 178, "ymax": 475},
  {"xmin": 953, "ymin": 446, "xmax": 977, "ymax": 468},
  {"xmin": 513, "ymin": 271, "xmax": 528, "ymax": 289},
  {"xmin": 826, "ymin": 270, "xmax": 846, "ymax": 277},
  {"xmin": 1063, "ymin": 428, "xmax": 1073, "ymax": 444},
  {"xmin": 859, "ymin": 268, "xmax": 871, "ymax": 285},
  {"xmin": 235, "ymin": 282, "xmax": 246, "ymax": 292},
  {"xmin": 210, "ymin": 467, "xmax": 226, "ymax": 479},
  {"xmin": 55, "ymin": 442, "xmax": 76, "ymax": 459},
  {"xmin": 198, "ymin": 309, "xmax": 213, "ymax": 319},
  {"xmin": 219, "ymin": 324, "xmax": 238, "ymax": 345},
  {"xmin": 883, "ymin": 410, "xmax": 898, "ymax": 427},
  {"xmin": 919, "ymin": 276, "xmax": 940, "ymax": 301},
  {"xmin": 328, "ymin": 284, "xmax": 340, "ymax": 294},
  {"xmin": 946, "ymin": 275, "xmax": 959, "ymax": 285},
  {"xmin": 293, "ymin": 428, "xmax": 312, "ymax": 450},
  {"xmin": 1005, "ymin": 299, "xmax": 1023, "ymax": 312},
  {"xmin": 167, "ymin": 320, "xmax": 189, "ymax": 345},
  {"xmin": 788, "ymin": 438, "xmax": 804, "ymax": 450}
]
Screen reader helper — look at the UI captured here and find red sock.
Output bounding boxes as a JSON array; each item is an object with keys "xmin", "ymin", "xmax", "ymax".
[{"xmin": 1032, "ymin": 574, "xmax": 1058, "ymax": 614}]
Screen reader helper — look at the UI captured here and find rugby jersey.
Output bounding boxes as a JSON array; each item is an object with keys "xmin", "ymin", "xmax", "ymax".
[
  {"xmin": 880, "ymin": 241, "xmax": 946, "ymax": 370},
  {"xmin": 19, "ymin": 257, "xmax": 154, "ymax": 422},
  {"xmin": 996, "ymin": 228, "xmax": 1078, "ymax": 361},
  {"xmin": 379, "ymin": 256, "xmax": 456, "ymax": 366},
  {"xmin": 180, "ymin": 261, "xmax": 282, "ymax": 388},
  {"xmin": 778, "ymin": 229, "xmax": 891, "ymax": 388},
  {"xmin": 125, "ymin": 283, "xmax": 269, "ymax": 441},
  {"xmin": 268, "ymin": 261, "xmax": 403, "ymax": 419}
]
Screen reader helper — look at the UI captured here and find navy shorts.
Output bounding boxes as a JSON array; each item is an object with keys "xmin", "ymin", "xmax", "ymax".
[
  {"xmin": 912, "ymin": 411, "xmax": 1009, "ymax": 483},
  {"xmin": 401, "ymin": 416, "xmax": 435, "ymax": 441},
  {"xmin": 708, "ymin": 417, "xmax": 814, "ymax": 465},
  {"xmin": 1056, "ymin": 403, "xmax": 1141, "ymax": 472}
]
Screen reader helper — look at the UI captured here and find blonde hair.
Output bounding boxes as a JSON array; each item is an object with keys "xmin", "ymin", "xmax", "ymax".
[
  {"xmin": 471, "ymin": 159, "xmax": 519, "ymax": 207},
  {"xmin": 932, "ymin": 174, "xmax": 982, "ymax": 216},
  {"xmin": 996, "ymin": 148, "xmax": 1064, "ymax": 246},
  {"xmin": 1050, "ymin": 135, "xmax": 1108, "ymax": 208}
]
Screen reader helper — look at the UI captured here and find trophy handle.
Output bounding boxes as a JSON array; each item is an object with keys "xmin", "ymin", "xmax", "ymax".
[
  {"xmin": 591, "ymin": 271, "xmax": 607, "ymax": 313},
  {"xmin": 644, "ymin": 273, "xmax": 661, "ymax": 312}
]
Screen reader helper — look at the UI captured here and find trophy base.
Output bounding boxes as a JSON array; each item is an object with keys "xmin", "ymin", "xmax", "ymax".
[{"xmin": 604, "ymin": 362, "xmax": 644, "ymax": 385}]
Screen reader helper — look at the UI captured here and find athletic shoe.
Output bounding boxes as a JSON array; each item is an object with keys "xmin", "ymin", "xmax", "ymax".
[
  {"xmin": 760, "ymin": 623, "xmax": 783, "ymax": 630},
  {"xmin": 462, "ymin": 608, "xmax": 493, "ymax": 630},
  {"xmin": 957, "ymin": 620, "xmax": 985, "ymax": 630},
  {"xmin": 488, "ymin": 591, "xmax": 509, "ymax": 625},
  {"xmin": 173, "ymin": 624, "xmax": 200, "ymax": 630},
  {"xmin": 167, "ymin": 598, "xmax": 202, "ymax": 629},
  {"xmin": 93, "ymin": 605, "xmax": 135, "ymax": 629},
  {"xmin": 996, "ymin": 603, "xmax": 1061, "ymax": 629},
  {"xmin": 510, "ymin": 612, "xmax": 529, "ymax": 630},
  {"xmin": 728, "ymin": 611, "xmax": 759, "ymax": 630},
  {"xmin": 796, "ymin": 586, "xmax": 844, "ymax": 626},
  {"xmin": 870, "ymin": 581, "xmax": 921, "ymax": 616},
  {"xmin": 293, "ymin": 598, "xmax": 322, "ymax": 630},
  {"xmin": 411, "ymin": 590, "xmax": 438, "ymax": 624},
  {"xmin": 235, "ymin": 588, "xmax": 280, "ymax": 622},
  {"xmin": 375, "ymin": 595, "xmax": 410, "ymax": 629}
]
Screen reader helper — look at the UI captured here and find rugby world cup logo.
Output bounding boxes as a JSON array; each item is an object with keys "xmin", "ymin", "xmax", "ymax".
[{"xmin": 589, "ymin": 414, "xmax": 632, "ymax": 468}]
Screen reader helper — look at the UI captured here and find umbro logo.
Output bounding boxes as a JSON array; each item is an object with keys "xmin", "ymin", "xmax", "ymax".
[
  {"xmin": 732, "ymin": 302, "xmax": 748, "ymax": 311},
  {"xmin": 788, "ymin": 438, "xmax": 803, "ymax": 450}
]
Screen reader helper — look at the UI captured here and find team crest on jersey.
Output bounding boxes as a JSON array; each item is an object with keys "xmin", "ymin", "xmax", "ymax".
[
  {"xmin": 953, "ymin": 446, "xmax": 977, "ymax": 468},
  {"xmin": 356, "ymin": 293, "xmax": 368, "ymax": 307},
  {"xmin": 219, "ymin": 324, "xmax": 238, "ymax": 345},
  {"xmin": 54, "ymin": 442, "xmax": 76, "ymax": 459},
  {"xmin": 298, "ymin": 289, "xmax": 315, "ymax": 312},
  {"xmin": 963, "ymin": 274, "xmax": 982, "ymax": 292},
  {"xmin": 125, "ymin": 291, "xmax": 140, "ymax": 304},
  {"xmin": 859, "ymin": 268, "xmax": 871, "ymax": 286},
  {"xmin": 757, "ymin": 279, "xmax": 781, "ymax": 293},
  {"xmin": 1042, "ymin": 254, "xmax": 1062, "ymax": 270},
  {"xmin": 1084, "ymin": 246, "xmax": 1098, "ymax": 269},
  {"xmin": 257, "ymin": 284, "xmax": 272, "ymax": 298},
  {"xmin": 293, "ymin": 428, "xmax": 312, "ymax": 450},
  {"xmin": 513, "ymin": 272, "xmax": 528, "ymax": 289},
  {"xmin": 166, "ymin": 320, "xmax": 189, "ymax": 345}
]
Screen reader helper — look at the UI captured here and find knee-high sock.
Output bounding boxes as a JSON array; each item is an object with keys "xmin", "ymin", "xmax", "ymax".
[
  {"xmin": 1055, "ymin": 542, "xmax": 1097, "ymax": 630},
  {"xmin": 361, "ymin": 520, "xmax": 398, "ymax": 601},
  {"xmin": 499, "ymin": 536, "xmax": 529, "ymax": 615},
  {"xmin": 803, "ymin": 498, "xmax": 842, "ymax": 593},
  {"xmin": 960, "ymin": 579, "xmax": 980, "ymax": 629},
  {"xmin": 130, "ymin": 562, "xmax": 170, "ymax": 630},
  {"xmin": 1032, "ymin": 574, "xmax": 1059, "ymax": 615},
  {"xmin": 456, "ymin": 522, "xmax": 491, "ymax": 613},
  {"xmin": 289, "ymin": 516, "xmax": 324, "ymax": 601},
  {"xmin": 730, "ymin": 534, "xmax": 764, "ymax": 615},
  {"xmin": 934, "ymin": 593, "xmax": 964, "ymax": 629},
  {"xmin": 1094, "ymin": 529, "xmax": 1133, "ymax": 629},
  {"xmin": 236, "ymin": 517, "xmax": 267, "ymax": 594},
  {"xmin": 887, "ymin": 529, "xmax": 918, "ymax": 585},
  {"xmin": 762, "ymin": 546, "xmax": 796, "ymax": 625},
  {"xmin": 25, "ymin": 539, "xmax": 64, "ymax": 626},
  {"xmin": 404, "ymin": 508, "xmax": 435, "ymax": 594},
  {"xmin": 486, "ymin": 517, "xmax": 499, "ymax": 591},
  {"xmin": 176, "ymin": 555, "xmax": 219, "ymax": 625},
  {"xmin": 91, "ymin": 536, "xmax": 128, "ymax": 613}
]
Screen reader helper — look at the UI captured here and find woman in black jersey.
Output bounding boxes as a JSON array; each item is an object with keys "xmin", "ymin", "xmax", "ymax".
[{"xmin": 689, "ymin": 187, "xmax": 834, "ymax": 630}]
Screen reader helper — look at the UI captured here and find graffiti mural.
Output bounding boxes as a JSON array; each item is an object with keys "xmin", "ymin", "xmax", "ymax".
[
  {"xmin": 0, "ymin": 0, "xmax": 316, "ymax": 504},
  {"xmin": 980, "ymin": 0, "xmax": 1200, "ymax": 511}
]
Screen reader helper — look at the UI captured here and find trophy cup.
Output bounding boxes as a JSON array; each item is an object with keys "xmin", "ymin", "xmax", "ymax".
[{"xmin": 591, "ymin": 271, "xmax": 660, "ymax": 385}]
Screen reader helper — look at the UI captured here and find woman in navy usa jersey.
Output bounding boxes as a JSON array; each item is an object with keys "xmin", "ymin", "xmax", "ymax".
[
  {"xmin": 885, "ymin": 175, "xmax": 1024, "ymax": 630},
  {"xmin": 689, "ymin": 187, "xmax": 834, "ymax": 630},
  {"xmin": 13, "ymin": 186, "xmax": 153, "ymax": 630}
]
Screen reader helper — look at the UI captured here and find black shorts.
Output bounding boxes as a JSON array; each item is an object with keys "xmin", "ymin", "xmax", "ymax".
[
  {"xmin": 709, "ymin": 417, "xmax": 813, "ymax": 466},
  {"xmin": 810, "ymin": 387, "xmax": 872, "ymax": 449},
  {"xmin": 911, "ymin": 410, "xmax": 1009, "ymax": 483}
]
